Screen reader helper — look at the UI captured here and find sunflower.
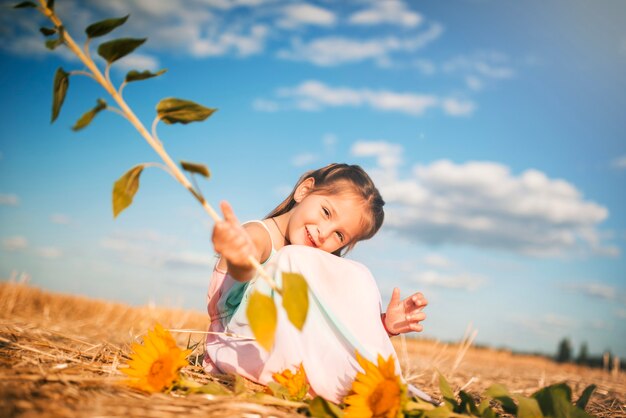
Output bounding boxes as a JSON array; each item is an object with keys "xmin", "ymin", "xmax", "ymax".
[
  {"xmin": 344, "ymin": 352, "xmax": 407, "ymax": 418},
  {"xmin": 120, "ymin": 323, "xmax": 191, "ymax": 393},
  {"xmin": 272, "ymin": 363, "xmax": 310, "ymax": 400}
]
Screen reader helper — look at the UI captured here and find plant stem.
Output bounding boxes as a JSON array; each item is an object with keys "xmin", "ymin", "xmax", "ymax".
[{"xmin": 36, "ymin": 0, "xmax": 279, "ymax": 292}]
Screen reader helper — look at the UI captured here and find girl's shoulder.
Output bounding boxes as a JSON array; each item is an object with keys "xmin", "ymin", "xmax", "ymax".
[{"xmin": 243, "ymin": 220, "xmax": 275, "ymax": 263}]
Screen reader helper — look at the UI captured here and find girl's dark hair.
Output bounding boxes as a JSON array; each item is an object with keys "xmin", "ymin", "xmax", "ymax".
[{"xmin": 265, "ymin": 163, "xmax": 385, "ymax": 256}]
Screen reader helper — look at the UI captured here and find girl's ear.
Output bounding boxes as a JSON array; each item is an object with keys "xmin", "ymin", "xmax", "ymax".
[{"xmin": 294, "ymin": 177, "xmax": 315, "ymax": 203}]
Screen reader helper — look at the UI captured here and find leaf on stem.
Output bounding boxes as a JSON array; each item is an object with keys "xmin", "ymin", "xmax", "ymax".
[
  {"xmin": 97, "ymin": 38, "xmax": 146, "ymax": 64},
  {"xmin": 13, "ymin": 1, "xmax": 37, "ymax": 8},
  {"xmin": 44, "ymin": 25, "xmax": 65, "ymax": 50},
  {"xmin": 40, "ymin": 27, "xmax": 56, "ymax": 37},
  {"xmin": 513, "ymin": 395, "xmax": 544, "ymax": 418},
  {"xmin": 125, "ymin": 69, "xmax": 167, "ymax": 83},
  {"xmin": 85, "ymin": 15, "xmax": 129, "ymax": 38},
  {"xmin": 156, "ymin": 98, "xmax": 216, "ymax": 125},
  {"xmin": 51, "ymin": 67, "xmax": 69, "ymax": 123},
  {"xmin": 180, "ymin": 161, "xmax": 210, "ymax": 178},
  {"xmin": 72, "ymin": 99, "xmax": 107, "ymax": 131},
  {"xmin": 281, "ymin": 272, "xmax": 308, "ymax": 331},
  {"xmin": 308, "ymin": 396, "xmax": 344, "ymax": 418},
  {"xmin": 246, "ymin": 291, "xmax": 277, "ymax": 352},
  {"xmin": 112, "ymin": 165, "xmax": 144, "ymax": 218},
  {"xmin": 575, "ymin": 384, "xmax": 596, "ymax": 410},
  {"xmin": 438, "ymin": 373, "xmax": 457, "ymax": 409}
]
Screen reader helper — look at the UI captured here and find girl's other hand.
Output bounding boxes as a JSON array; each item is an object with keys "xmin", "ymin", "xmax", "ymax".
[
  {"xmin": 212, "ymin": 201, "xmax": 257, "ymax": 273},
  {"xmin": 383, "ymin": 288, "xmax": 428, "ymax": 335}
]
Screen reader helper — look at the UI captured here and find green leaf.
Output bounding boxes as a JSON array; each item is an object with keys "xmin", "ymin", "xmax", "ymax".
[
  {"xmin": 575, "ymin": 384, "xmax": 596, "ymax": 410},
  {"xmin": 45, "ymin": 37, "xmax": 63, "ymax": 50},
  {"xmin": 14, "ymin": 1, "xmax": 37, "ymax": 8},
  {"xmin": 156, "ymin": 98, "xmax": 217, "ymax": 125},
  {"xmin": 532, "ymin": 383, "xmax": 572, "ymax": 418},
  {"xmin": 97, "ymin": 38, "xmax": 146, "ymax": 64},
  {"xmin": 85, "ymin": 15, "xmax": 129, "ymax": 38},
  {"xmin": 72, "ymin": 99, "xmax": 107, "ymax": 131},
  {"xmin": 459, "ymin": 391, "xmax": 479, "ymax": 415},
  {"xmin": 112, "ymin": 165, "xmax": 144, "ymax": 218},
  {"xmin": 266, "ymin": 382, "xmax": 290, "ymax": 400},
  {"xmin": 51, "ymin": 67, "xmax": 69, "ymax": 123},
  {"xmin": 40, "ymin": 27, "xmax": 56, "ymax": 37},
  {"xmin": 478, "ymin": 399, "xmax": 496, "ymax": 418},
  {"xmin": 246, "ymin": 291, "xmax": 277, "ymax": 352},
  {"xmin": 438, "ymin": 373, "xmax": 457, "ymax": 409},
  {"xmin": 180, "ymin": 161, "xmax": 210, "ymax": 178},
  {"xmin": 282, "ymin": 272, "xmax": 308, "ymax": 330},
  {"xmin": 192, "ymin": 381, "xmax": 231, "ymax": 395},
  {"xmin": 484, "ymin": 384, "xmax": 510, "ymax": 398},
  {"xmin": 125, "ymin": 69, "xmax": 167, "ymax": 83},
  {"xmin": 308, "ymin": 396, "xmax": 344, "ymax": 418},
  {"xmin": 513, "ymin": 395, "xmax": 544, "ymax": 418}
]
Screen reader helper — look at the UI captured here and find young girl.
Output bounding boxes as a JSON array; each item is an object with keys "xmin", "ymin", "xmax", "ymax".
[{"xmin": 204, "ymin": 163, "xmax": 428, "ymax": 402}]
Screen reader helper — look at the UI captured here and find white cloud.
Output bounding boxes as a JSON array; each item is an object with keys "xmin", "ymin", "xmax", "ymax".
[
  {"xmin": 0, "ymin": 194, "xmax": 19, "ymax": 206},
  {"xmin": 114, "ymin": 53, "xmax": 160, "ymax": 72},
  {"xmin": 466, "ymin": 75, "xmax": 483, "ymax": 91},
  {"xmin": 611, "ymin": 155, "xmax": 626, "ymax": 169},
  {"xmin": 273, "ymin": 80, "xmax": 452, "ymax": 117},
  {"xmin": 615, "ymin": 308, "xmax": 626, "ymax": 319},
  {"xmin": 50, "ymin": 213, "xmax": 72, "ymax": 225},
  {"xmin": 514, "ymin": 313, "xmax": 572, "ymax": 336},
  {"xmin": 277, "ymin": 4, "xmax": 336, "ymax": 28},
  {"xmin": 37, "ymin": 247, "xmax": 63, "ymax": 259},
  {"xmin": 443, "ymin": 52, "xmax": 515, "ymax": 79},
  {"xmin": 291, "ymin": 153, "xmax": 318, "ymax": 167},
  {"xmin": 349, "ymin": 0, "xmax": 422, "ymax": 28},
  {"xmin": 163, "ymin": 251, "xmax": 215, "ymax": 268},
  {"xmin": 190, "ymin": 25, "xmax": 269, "ymax": 57},
  {"xmin": 253, "ymin": 98, "xmax": 280, "ymax": 112},
  {"xmin": 421, "ymin": 253, "xmax": 452, "ymax": 268},
  {"xmin": 277, "ymin": 25, "xmax": 442, "ymax": 67},
  {"xmin": 351, "ymin": 141, "xmax": 403, "ymax": 170},
  {"xmin": 412, "ymin": 59, "xmax": 436, "ymax": 75},
  {"xmin": 413, "ymin": 270, "xmax": 485, "ymax": 291},
  {"xmin": 354, "ymin": 142, "xmax": 613, "ymax": 256},
  {"xmin": 564, "ymin": 282, "xmax": 626, "ymax": 303},
  {"xmin": 2, "ymin": 236, "xmax": 28, "ymax": 251},
  {"xmin": 441, "ymin": 98, "xmax": 475, "ymax": 116}
]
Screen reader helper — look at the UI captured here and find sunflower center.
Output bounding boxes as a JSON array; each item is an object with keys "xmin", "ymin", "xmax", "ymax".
[
  {"xmin": 369, "ymin": 378, "xmax": 401, "ymax": 417},
  {"xmin": 147, "ymin": 355, "xmax": 175, "ymax": 390}
]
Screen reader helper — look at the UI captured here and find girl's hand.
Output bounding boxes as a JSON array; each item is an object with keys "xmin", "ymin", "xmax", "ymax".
[
  {"xmin": 212, "ymin": 201, "xmax": 257, "ymax": 279},
  {"xmin": 383, "ymin": 288, "xmax": 428, "ymax": 336}
]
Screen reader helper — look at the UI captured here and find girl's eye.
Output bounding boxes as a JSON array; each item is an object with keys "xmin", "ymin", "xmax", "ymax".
[
  {"xmin": 336, "ymin": 231, "xmax": 345, "ymax": 242},
  {"xmin": 322, "ymin": 207, "xmax": 330, "ymax": 217}
]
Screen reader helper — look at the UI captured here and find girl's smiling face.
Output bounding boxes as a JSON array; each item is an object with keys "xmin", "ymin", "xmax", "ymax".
[{"xmin": 285, "ymin": 179, "xmax": 368, "ymax": 254}]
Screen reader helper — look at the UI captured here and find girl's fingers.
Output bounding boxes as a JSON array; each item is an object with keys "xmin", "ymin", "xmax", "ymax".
[{"xmin": 220, "ymin": 201, "xmax": 240, "ymax": 225}]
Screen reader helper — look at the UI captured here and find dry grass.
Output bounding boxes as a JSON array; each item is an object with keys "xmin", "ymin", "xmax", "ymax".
[{"xmin": 1, "ymin": 281, "xmax": 624, "ymax": 417}]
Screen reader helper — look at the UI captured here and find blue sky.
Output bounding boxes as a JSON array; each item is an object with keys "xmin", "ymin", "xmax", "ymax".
[{"xmin": 1, "ymin": 0, "xmax": 625, "ymax": 359}]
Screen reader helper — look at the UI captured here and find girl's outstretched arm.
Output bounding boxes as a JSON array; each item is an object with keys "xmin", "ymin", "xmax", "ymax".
[
  {"xmin": 382, "ymin": 288, "xmax": 428, "ymax": 336},
  {"xmin": 212, "ymin": 201, "xmax": 271, "ymax": 282}
]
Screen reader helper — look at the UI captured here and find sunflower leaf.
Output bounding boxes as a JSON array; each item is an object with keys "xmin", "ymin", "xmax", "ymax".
[
  {"xmin": 156, "ymin": 98, "xmax": 216, "ymax": 125},
  {"xmin": 125, "ymin": 69, "xmax": 167, "ymax": 83},
  {"xmin": 40, "ymin": 27, "xmax": 56, "ymax": 36},
  {"xmin": 282, "ymin": 272, "xmax": 308, "ymax": 331},
  {"xmin": 97, "ymin": 38, "xmax": 146, "ymax": 64},
  {"xmin": 513, "ymin": 395, "xmax": 544, "ymax": 418},
  {"xmin": 112, "ymin": 165, "xmax": 144, "ymax": 218},
  {"xmin": 246, "ymin": 291, "xmax": 276, "ymax": 352},
  {"xmin": 180, "ymin": 161, "xmax": 210, "ymax": 178},
  {"xmin": 308, "ymin": 396, "xmax": 344, "ymax": 418},
  {"xmin": 51, "ymin": 67, "xmax": 69, "ymax": 123},
  {"xmin": 438, "ymin": 373, "xmax": 457, "ymax": 409},
  {"xmin": 575, "ymin": 384, "xmax": 596, "ymax": 410},
  {"xmin": 72, "ymin": 99, "xmax": 107, "ymax": 131},
  {"xmin": 14, "ymin": 1, "xmax": 36, "ymax": 8},
  {"xmin": 85, "ymin": 15, "xmax": 129, "ymax": 38}
]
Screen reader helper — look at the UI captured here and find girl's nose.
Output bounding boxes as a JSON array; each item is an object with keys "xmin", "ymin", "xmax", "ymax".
[{"xmin": 317, "ymin": 225, "xmax": 329, "ymax": 242}]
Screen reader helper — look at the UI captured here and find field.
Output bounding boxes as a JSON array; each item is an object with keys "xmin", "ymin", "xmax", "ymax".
[{"xmin": 1, "ymin": 281, "xmax": 624, "ymax": 417}]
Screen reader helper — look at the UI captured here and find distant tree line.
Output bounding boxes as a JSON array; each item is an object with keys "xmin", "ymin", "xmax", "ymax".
[{"xmin": 555, "ymin": 338, "xmax": 624, "ymax": 371}]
